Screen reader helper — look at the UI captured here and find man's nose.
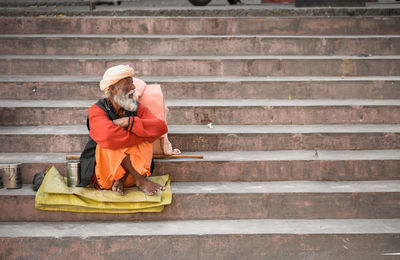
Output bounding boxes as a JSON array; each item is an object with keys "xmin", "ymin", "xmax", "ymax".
[{"xmin": 130, "ymin": 83, "xmax": 136, "ymax": 91}]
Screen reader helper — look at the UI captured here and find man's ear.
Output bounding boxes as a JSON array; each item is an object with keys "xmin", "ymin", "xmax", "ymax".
[{"xmin": 108, "ymin": 84, "xmax": 116, "ymax": 94}]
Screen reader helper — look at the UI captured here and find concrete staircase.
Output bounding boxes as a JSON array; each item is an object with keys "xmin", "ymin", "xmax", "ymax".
[{"xmin": 0, "ymin": 14, "xmax": 400, "ymax": 259}]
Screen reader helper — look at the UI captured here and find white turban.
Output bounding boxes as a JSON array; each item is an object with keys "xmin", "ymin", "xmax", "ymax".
[{"xmin": 99, "ymin": 65, "xmax": 135, "ymax": 92}]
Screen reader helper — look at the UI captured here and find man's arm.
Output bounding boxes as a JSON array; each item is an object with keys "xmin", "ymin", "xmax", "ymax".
[
  {"xmin": 89, "ymin": 103, "xmax": 168, "ymax": 149},
  {"xmin": 120, "ymin": 103, "xmax": 168, "ymax": 143},
  {"xmin": 88, "ymin": 105, "xmax": 146, "ymax": 149}
]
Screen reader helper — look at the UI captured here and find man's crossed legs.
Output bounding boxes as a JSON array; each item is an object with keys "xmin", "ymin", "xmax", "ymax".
[
  {"xmin": 112, "ymin": 154, "xmax": 165, "ymax": 196},
  {"xmin": 95, "ymin": 142, "xmax": 165, "ymax": 196}
]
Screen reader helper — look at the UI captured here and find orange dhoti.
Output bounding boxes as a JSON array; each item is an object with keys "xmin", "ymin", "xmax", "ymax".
[{"xmin": 94, "ymin": 142, "xmax": 153, "ymax": 190}]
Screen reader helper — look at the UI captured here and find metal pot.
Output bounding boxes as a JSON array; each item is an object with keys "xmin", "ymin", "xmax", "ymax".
[
  {"xmin": 1, "ymin": 163, "xmax": 22, "ymax": 189},
  {"xmin": 66, "ymin": 160, "xmax": 81, "ymax": 187}
]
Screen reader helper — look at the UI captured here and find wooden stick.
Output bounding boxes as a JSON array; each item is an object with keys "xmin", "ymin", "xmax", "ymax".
[
  {"xmin": 66, "ymin": 154, "xmax": 203, "ymax": 160},
  {"xmin": 153, "ymin": 155, "xmax": 204, "ymax": 159}
]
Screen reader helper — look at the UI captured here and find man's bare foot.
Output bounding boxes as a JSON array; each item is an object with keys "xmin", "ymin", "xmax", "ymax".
[
  {"xmin": 135, "ymin": 175, "xmax": 166, "ymax": 196},
  {"xmin": 163, "ymin": 137, "xmax": 181, "ymax": 155},
  {"xmin": 120, "ymin": 154, "xmax": 165, "ymax": 195},
  {"xmin": 112, "ymin": 179, "xmax": 124, "ymax": 195}
]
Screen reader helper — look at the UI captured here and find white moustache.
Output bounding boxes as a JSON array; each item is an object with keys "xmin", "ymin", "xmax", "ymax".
[
  {"xmin": 126, "ymin": 90, "xmax": 135, "ymax": 97},
  {"xmin": 114, "ymin": 89, "xmax": 138, "ymax": 112}
]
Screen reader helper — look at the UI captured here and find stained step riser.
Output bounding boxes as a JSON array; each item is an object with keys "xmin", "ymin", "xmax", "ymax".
[
  {"xmin": 170, "ymin": 133, "xmax": 400, "ymax": 151},
  {"xmin": 1, "ymin": 234, "xmax": 399, "ymax": 260},
  {"xmin": 1, "ymin": 133, "xmax": 399, "ymax": 152},
  {"xmin": 0, "ymin": 193, "xmax": 399, "ymax": 221},
  {"xmin": 1, "ymin": 106, "xmax": 399, "ymax": 125},
  {"xmin": 1, "ymin": 58, "xmax": 399, "ymax": 77},
  {"xmin": 15, "ymin": 160, "xmax": 400, "ymax": 184},
  {"xmin": 2, "ymin": 37, "xmax": 399, "ymax": 56},
  {"xmin": 1, "ymin": 80, "xmax": 400, "ymax": 100},
  {"xmin": 1, "ymin": 17, "xmax": 399, "ymax": 35}
]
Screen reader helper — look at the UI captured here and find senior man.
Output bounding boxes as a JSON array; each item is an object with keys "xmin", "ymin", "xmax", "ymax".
[{"xmin": 79, "ymin": 65, "xmax": 167, "ymax": 195}]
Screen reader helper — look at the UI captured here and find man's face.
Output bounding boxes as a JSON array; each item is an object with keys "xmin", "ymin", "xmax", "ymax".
[
  {"xmin": 111, "ymin": 77, "xmax": 138, "ymax": 112},
  {"xmin": 114, "ymin": 77, "xmax": 135, "ymax": 95}
]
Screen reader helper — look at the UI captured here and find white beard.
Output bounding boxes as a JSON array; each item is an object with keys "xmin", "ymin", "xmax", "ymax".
[{"xmin": 113, "ymin": 89, "xmax": 138, "ymax": 112}]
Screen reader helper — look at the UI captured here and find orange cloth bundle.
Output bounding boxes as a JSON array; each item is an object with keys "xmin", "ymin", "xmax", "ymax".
[{"xmin": 133, "ymin": 77, "xmax": 180, "ymax": 156}]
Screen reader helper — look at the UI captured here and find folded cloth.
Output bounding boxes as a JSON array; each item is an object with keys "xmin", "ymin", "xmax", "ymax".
[
  {"xmin": 138, "ymin": 83, "xmax": 181, "ymax": 156},
  {"xmin": 35, "ymin": 166, "xmax": 172, "ymax": 213}
]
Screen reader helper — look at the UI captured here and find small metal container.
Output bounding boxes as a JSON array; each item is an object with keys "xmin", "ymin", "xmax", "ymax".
[
  {"xmin": 1, "ymin": 163, "xmax": 22, "ymax": 189},
  {"xmin": 66, "ymin": 160, "xmax": 80, "ymax": 187}
]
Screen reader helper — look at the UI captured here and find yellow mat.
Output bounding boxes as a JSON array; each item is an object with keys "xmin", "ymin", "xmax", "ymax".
[{"xmin": 35, "ymin": 166, "xmax": 172, "ymax": 213}]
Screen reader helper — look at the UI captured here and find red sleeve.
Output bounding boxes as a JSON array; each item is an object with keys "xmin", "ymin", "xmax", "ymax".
[
  {"xmin": 88, "ymin": 103, "xmax": 167, "ymax": 150},
  {"xmin": 125, "ymin": 103, "xmax": 168, "ymax": 143}
]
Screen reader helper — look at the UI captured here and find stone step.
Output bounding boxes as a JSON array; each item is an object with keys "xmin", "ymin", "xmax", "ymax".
[
  {"xmin": 1, "ymin": 55, "xmax": 399, "ymax": 76},
  {"xmin": 2, "ymin": 76, "xmax": 400, "ymax": 100},
  {"xmin": 2, "ymin": 1, "xmax": 400, "ymax": 16},
  {"xmin": 1, "ymin": 17, "xmax": 399, "ymax": 35},
  {"xmin": 0, "ymin": 0, "xmax": 258, "ymax": 7},
  {"xmin": 1, "ymin": 150, "xmax": 399, "ymax": 184},
  {"xmin": 1, "ymin": 99, "xmax": 400, "ymax": 125},
  {"xmin": 1, "ymin": 219, "xmax": 399, "ymax": 259},
  {"xmin": 1, "ymin": 125, "xmax": 399, "ymax": 153},
  {"xmin": 2, "ymin": 34, "xmax": 399, "ymax": 56},
  {"xmin": 0, "ymin": 181, "xmax": 399, "ymax": 221}
]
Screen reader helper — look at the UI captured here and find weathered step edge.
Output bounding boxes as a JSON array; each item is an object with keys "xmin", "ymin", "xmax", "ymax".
[
  {"xmin": 2, "ymin": 132, "xmax": 400, "ymax": 152},
  {"xmin": 1, "ymin": 6, "xmax": 400, "ymax": 17},
  {"xmin": 1, "ymin": 76, "xmax": 400, "ymax": 100},
  {"xmin": 2, "ymin": 17, "xmax": 400, "ymax": 35},
  {"xmin": 1, "ymin": 56, "xmax": 399, "ymax": 77},
  {"xmin": 1, "ymin": 220, "xmax": 399, "ymax": 260},
  {"xmin": 2, "ymin": 100, "xmax": 400, "ymax": 125},
  {"xmin": 2, "ymin": 219, "xmax": 400, "ymax": 237},
  {"xmin": 2, "ymin": 150, "xmax": 400, "ymax": 183},
  {"xmin": 1, "ymin": 36, "xmax": 399, "ymax": 56},
  {"xmin": 0, "ymin": 181, "xmax": 399, "ymax": 221},
  {"xmin": 1, "ymin": 124, "xmax": 400, "ymax": 152}
]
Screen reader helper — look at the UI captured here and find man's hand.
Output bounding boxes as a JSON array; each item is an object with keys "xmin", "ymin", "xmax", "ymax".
[{"xmin": 113, "ymin": 117, "xmax": 129, "ymax": 128}]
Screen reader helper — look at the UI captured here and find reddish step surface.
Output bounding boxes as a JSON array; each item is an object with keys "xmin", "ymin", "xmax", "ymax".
[
  {"xmin": 1, "ymin": 56, "xmax": 399, "ymax": 76},
  {"xmin": 2, "ymin": 150, "xmax": 399, "ymax": 183},
  {"xmin": 1, "ymin": 100, "xmax": 400, "ymax": 125},
  {"xmin": 1, "ymin": 17, "xmax": 399, "ymax": 35},
  {"xmin": 1, "ymin": 77, "xmax": 400, "ymax": 100},
  {"xmin": 1, "ymin": 220, "xmax": 399, "ymax": 260},
  {"xmin": 0, "ymin": 181, "xmax": 399, "ymax": 221},
  {"xmin": 1, "ymin": 125, "xmax": 399, "ymax": 152},
  {"xmin": 1, "ymin": 35, "xmax": 399, "ymax": 56}
]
